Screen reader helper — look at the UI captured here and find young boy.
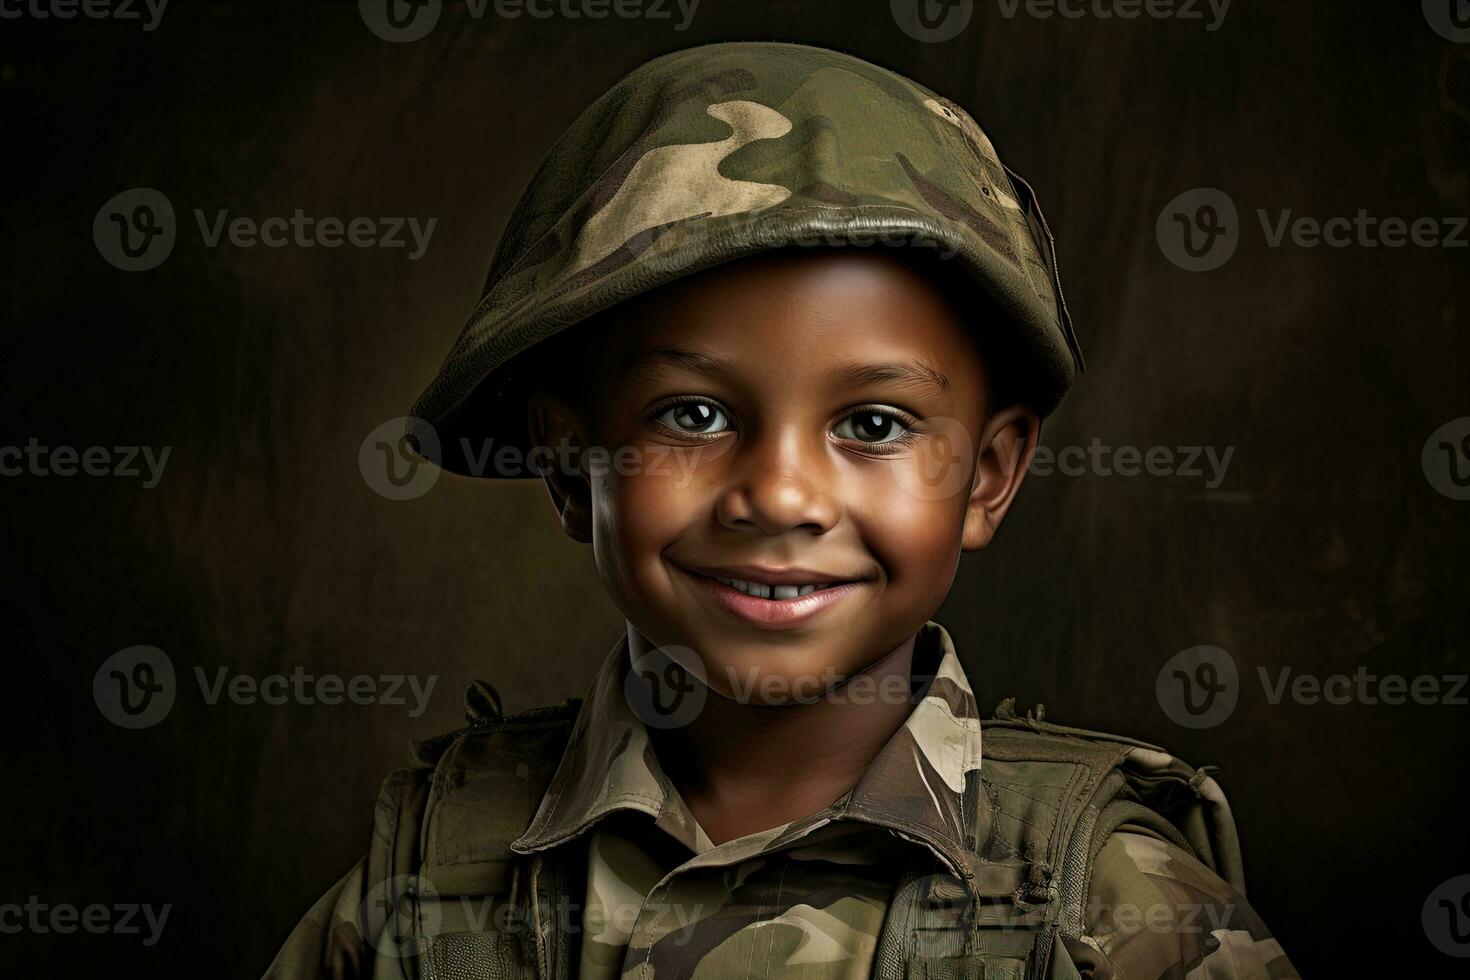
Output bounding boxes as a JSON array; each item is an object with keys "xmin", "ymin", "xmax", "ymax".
[{"xmin": 267, "ymin": 42, "xmax": 1296, "ymax": 979}]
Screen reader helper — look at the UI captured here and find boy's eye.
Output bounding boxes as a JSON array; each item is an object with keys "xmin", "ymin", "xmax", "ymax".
[
  {"xmin": 833, "ymin": 409, "xmax": 911, "ymax": 445},
  {"xmin": 656, "ymin": 400, "xmax": 730, "ymax": 434}
]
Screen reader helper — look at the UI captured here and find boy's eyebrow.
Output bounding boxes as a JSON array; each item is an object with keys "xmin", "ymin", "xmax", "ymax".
[
  {"xmin": 621, "ymin": 347, "xmax": 951, "ymax": 399},
  {"xmin": 622, "ymin": 346, "xmax": 736, "ymax": 383},
  {"xmin": 828, "ymin": 359, "xmax": 951, "ymax": 398}
]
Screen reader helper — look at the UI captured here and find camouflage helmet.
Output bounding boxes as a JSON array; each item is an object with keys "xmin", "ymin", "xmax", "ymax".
[{"xmin": 409, "ymin": 41, "xmax": 1083, "ymax": 477}]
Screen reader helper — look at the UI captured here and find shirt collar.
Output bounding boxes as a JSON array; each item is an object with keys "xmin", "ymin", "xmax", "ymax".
[{"xmin": 511, "ymin": 621, "xmax": 985, "ymax": 879}]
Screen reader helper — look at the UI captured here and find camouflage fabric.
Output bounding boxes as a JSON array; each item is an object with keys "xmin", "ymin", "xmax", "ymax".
[
  {"xmin": 262, "ymin": 622, "xmax": 1298, "ymax": 979},
  {"xmin": 514, "ymin": 621, "xmax": 981, "ymax": 978},
  {"xmin": 1070, "ymin": 831, "xmax": 1297, "ymax": 978},
  {"xmin": 409, "ymin": 41, "xmax": 1083, "ymax": 477},
  {"xmin": 515, "ymin": 622, "xmax": 1296, "ymax": 979}
]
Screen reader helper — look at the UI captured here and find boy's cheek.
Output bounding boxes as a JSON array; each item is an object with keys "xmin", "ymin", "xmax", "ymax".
[
  {"xmin": 885, "ymin": 429, "xmax": 982, "ymax": 507},
  {"xmin": 846, "ymin": 486, "xmax": 969, "ymax": 607},
  {"xmin": 597, "ymin": 458, "xmax": 710, "ymax": 528},
  {"xmin": 848, "ymin": 461, "xmax": 970, "ymax": 544},
  {"xmin": 647, "ymin": 438, "xmax": 735, "ymax": 485},
  {"xmin": 589, "ymin": 469, "xmax": 704, "ymax": 592}
]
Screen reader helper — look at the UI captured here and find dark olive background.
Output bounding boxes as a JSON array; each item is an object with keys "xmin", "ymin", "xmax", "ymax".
[{"xmin": 4, "ymin": 1, "xmax": 1468, "ymax": 975}]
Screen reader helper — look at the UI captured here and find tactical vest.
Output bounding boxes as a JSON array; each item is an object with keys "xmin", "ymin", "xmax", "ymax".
[{"xmin": 357, "ymin": 684, "xmax": 1245, "ymax": 980}]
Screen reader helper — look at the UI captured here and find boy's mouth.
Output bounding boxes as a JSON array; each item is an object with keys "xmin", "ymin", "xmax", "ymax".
[
  {"xmin": 707, "ymin": 576, "xmax": 835, "ymax": 599},
  {"xmin": 675, "ymin": 564, "xmax": 872, "ymax": 630}
]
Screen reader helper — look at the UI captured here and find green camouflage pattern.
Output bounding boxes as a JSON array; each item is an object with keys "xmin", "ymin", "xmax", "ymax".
[
  {"xmin": 1070, "ymin": 831, "xmax": 1297, "ymax": 978},
  {"xmin": 264, "ymin": 622, "xmax": 1298, "ymax": 979},
  {"xmin": 513, "ymin": 621, "xmax": 982, "ymax": 978},
  {"xmin": 514, "ymin": 622, "xmax": 983, "ymax": 879},
  {"xmin": 410, "ymin": 42, "xmax": 1082, "ymax": 476}
]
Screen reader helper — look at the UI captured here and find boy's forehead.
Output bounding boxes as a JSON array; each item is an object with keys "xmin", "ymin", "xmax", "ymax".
[
  {"xmin": 585, "ymin": 249, "xmax": 988, "ymax": 393},
  {"xmin": 605, "ymin": 249, "xmax": 970, "ymax": 348}
]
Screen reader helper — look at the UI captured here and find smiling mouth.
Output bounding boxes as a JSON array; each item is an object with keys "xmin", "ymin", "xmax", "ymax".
[
  {"xmin": 704, "ymin": 576, "xmax": 840, "ymax": 600},
  {"xmin": 675, "ymin": 564, "xmax": 872, "ymax": 629}
]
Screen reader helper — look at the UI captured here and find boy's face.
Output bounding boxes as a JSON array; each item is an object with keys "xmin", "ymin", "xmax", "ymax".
[{"xmin": 530, "ymin": 249, "xmax": 1038, "ymax": 703}]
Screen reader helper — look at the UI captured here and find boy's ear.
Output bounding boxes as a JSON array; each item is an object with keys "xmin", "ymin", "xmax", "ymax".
[
  {"xmin": 526, "ymin": 393, "xmax": 594, "ymax": 543},
  {"xmin": 961, "ymin": 404, "xmax": 1041, "ymax": 552}
]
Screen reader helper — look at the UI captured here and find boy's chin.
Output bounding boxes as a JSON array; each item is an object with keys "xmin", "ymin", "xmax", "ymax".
[{"xmin": 682, "ymin": 635, "xmax": 902, "ymax": 706}]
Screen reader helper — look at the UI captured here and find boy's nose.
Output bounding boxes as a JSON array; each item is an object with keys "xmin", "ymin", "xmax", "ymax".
[{"xmin": 713, "ymin": 435, "xmax": 838, "ymax": 535}]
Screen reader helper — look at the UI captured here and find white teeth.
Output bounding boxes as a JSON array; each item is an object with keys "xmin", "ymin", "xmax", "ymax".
[{"xmin": 712, "ymin": 576, "xmax": 832, "ymax": 599}]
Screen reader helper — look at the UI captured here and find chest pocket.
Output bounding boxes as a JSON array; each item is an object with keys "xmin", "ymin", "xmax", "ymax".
[{"xmin": 418, "ymin": 908, "xmax": 535, "ymax": 980}]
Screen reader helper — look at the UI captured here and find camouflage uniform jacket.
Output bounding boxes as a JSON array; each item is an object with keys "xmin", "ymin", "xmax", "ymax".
[{"xmin": 265, "ymin": 622, "xmax": 1298, "ymax": 979}]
